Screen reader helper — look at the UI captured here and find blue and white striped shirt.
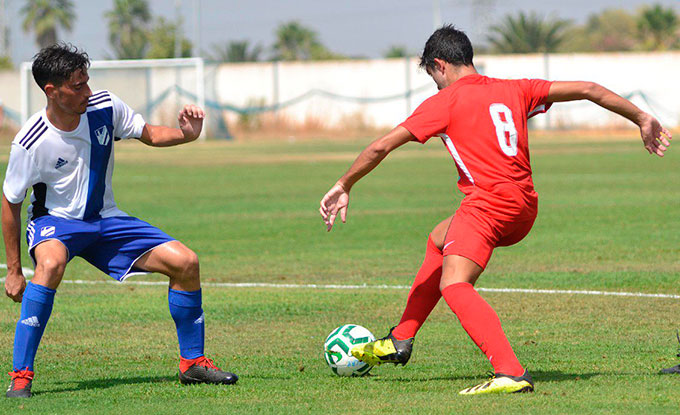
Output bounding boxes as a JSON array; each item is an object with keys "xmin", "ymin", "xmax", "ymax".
[{"xmin": 3, "ymin": 91, "xmax": 146, "ymax": 221}]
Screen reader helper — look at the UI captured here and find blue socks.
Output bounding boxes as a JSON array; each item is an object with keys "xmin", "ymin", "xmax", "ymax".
[
  {"xmin": 168, "ymin": 288, "xmax": 205, "ymax": 359},
  {"xmin": 12, "ymin": 284, "xmax": 205, "ymax": 370},
  {"xmin": 13, "ymin": 282, "xmax": 56, "ymax": 371}
]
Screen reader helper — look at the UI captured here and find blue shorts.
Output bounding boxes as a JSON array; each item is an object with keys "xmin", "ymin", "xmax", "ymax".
[{"xmin": 26, "ymin": 215, "xmax": 175, "ymax": 282}]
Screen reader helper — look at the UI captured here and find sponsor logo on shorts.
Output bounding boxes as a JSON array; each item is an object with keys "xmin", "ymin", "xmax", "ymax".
[
  {"xmin": 20, "ymin": 316, "xmax": 40, "ymax": 327},
  {"xmin": 40, "ymin": 226, "xmax": 56, "ymax": 237}
]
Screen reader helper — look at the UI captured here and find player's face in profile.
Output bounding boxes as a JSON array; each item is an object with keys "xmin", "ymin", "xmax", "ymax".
[{"xmin": 54, "ymin": 69, "xmax": 92, "ymax": 115}]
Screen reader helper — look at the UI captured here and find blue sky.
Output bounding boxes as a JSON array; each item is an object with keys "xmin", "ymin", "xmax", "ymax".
[{"xmin": 4, "ymin": 0, "xmax": 680, "ymax": 63}]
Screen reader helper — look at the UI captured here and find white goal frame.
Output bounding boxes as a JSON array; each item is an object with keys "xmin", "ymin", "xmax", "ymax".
[{"xmin": 20, "ymin": 57, "xmax": 205, "ymax": 139}]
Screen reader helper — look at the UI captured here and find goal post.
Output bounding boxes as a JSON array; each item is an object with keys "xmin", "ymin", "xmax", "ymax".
[{"xmin": 20, "ymin": 57, "xmax": 206, "ymax": 139}]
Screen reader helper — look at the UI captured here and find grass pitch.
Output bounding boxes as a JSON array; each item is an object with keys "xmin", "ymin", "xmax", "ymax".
[{"xmin": 0, "ymin": 135, "xmax": 679, "ymax": 414}]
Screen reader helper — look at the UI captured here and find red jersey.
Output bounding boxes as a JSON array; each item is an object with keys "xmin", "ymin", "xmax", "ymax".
[{"xmin": 400, "ymin": 74, "xmax": 552, "ymax": 220}]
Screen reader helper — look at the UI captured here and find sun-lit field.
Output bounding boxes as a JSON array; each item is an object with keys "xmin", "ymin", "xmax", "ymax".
[{"xmin": 1, "ymin": 135, "xmax": 679, "ymax": 414}]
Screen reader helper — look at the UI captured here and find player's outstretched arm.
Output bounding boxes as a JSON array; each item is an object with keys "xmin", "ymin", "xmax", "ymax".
[
  {"xmin": 2, "ymin": 195, "xmax": 25, "ymax": 302},
  {"xmin": 138, "ymin": 104, "xmax": 205, "ymax": 147},
  {"xmin": 546, "ymin": 81, "xmax": 672, "ymax": 157},
  {"xmin": 319, "ymin": 126, "xmax": 414, "ymax": 231}
]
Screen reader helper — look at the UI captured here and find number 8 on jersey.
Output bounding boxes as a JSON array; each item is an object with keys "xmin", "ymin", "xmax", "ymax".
[{"xmin": 489, "ymin": 103, "xmax": 518, "ymax": 157}]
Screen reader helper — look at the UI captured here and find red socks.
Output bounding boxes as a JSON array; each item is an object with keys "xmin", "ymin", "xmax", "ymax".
[
  {"xmin": 391, "ymin": 235, "xmax": 443, "ymax": 341},
  {"xmin": 391, "ymin": 235, "xmax": 525, "ymax": 377},
  {"xmin": 441, "ymin": 282, "xmax": 524, "ymax": 376}
]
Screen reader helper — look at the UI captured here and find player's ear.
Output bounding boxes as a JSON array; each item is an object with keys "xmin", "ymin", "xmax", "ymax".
[
  {"xmin": 433, "ymin": 58, "xmax": 446, "ymax": 74},
  {"xmin": 44, "ymin": 83, "xmax": 57, "ymax": 100}
]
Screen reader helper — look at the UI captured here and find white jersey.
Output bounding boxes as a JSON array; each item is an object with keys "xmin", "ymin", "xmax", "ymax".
[{"xmin": 2, "ymin": 90, "xmax": 146, "ymax": 221}]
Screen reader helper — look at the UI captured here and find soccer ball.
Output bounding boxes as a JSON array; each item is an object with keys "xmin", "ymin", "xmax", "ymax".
[{"xmin": 324, "ymin": 324, "xmax": 376, "ymax": 377}]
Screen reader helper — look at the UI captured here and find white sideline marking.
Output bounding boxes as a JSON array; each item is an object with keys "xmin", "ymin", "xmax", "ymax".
[
  {"xmin": 0, "ymin": 264, "xmax": 34, "ymax": 276},
  {"xmin": 0, "ymin": 269, "xmax": 678, "ymax": 300},
  {"xmin": 476, "ymin": 287, "xmax": 680, "ymax": 300}
]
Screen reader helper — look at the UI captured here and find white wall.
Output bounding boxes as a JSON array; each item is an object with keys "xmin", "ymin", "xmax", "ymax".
[
  {"xmin": 214, "ymin": 58, "xmax": 436, "ymax": 129},
  {"xmin": 476, "ymin": 52, "xmax": 680, "ymax": 129},
  {"xmin": 3, "ymin": 51, "xmax": 679, "ymax": 133}
]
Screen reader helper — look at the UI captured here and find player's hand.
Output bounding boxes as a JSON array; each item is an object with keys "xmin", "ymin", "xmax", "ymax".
[
  {"xmin": 319, "ymin": 183, "xmax": 350, "ymax": 232},
  {"xmin": 178, "ymin": 104, "xmax": 205, "ymax": 141},
  {"xmin": 639, "ymin": 113, "xmax": 672, "ymax": 157},
  {"xmin": 5, "ymin": 270, "xmax": 26, "ymax": 303}
]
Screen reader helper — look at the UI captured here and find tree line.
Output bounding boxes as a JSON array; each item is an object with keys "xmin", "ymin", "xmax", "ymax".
[
  {"xmin": 486, "ymin": 5, "xmax": 679, "ymax": 54},
  {"xmin": 9, "ymin": 0, "xmax": 680, "ymax": 68},
  {"xmin": 10, "ymin": 0, "xmax": 343, "ymax": 62}
]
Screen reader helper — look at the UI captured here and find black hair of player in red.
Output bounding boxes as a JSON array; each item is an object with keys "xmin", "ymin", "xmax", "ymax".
[
  {"xmin": 32, "ymin": 43, "xmax": 90, "ymax": 91},
  {"xmin": 419, "ymin": 24, "xmax": 474, "ymax": 70}
]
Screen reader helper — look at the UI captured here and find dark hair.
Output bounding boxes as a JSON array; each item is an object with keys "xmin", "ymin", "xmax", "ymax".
[
  {"xmin": 32, "ymin": 43, "xmax": 90, "ymax": 91},
  {"xmin": 419, "ymin": 24, "xmax": 474, "ymax": 70}
]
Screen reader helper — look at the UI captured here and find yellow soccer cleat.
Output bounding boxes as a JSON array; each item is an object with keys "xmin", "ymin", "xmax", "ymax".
[
  {"xmin": 350, "ymin": 328, "xmax": 413, "ymax": 366},
  {"xmin": 459, "ymin": 371, "xmax": 534, "ymax": 395}
]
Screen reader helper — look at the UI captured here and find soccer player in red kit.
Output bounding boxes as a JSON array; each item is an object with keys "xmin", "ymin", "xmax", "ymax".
[{"xmin": 319, "ymin": 25, "xmax": 671, "ymax": 395}]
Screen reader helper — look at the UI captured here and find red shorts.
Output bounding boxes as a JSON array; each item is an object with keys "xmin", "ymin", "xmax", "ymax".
[{"xmin": 442, "ymin": 206, "xmax": 536, "ymax": 269}]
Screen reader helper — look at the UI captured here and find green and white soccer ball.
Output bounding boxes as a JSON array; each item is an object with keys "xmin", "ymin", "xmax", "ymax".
[{"xmin": 324, "ymin": 324, "xmax": 376, "ymax": 377}]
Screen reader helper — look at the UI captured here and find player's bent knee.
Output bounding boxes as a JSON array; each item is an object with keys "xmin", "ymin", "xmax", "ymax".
[
  {"xmin": 439, "ymin": 275, "xmax": 457, "ymax": 292},
  {"xmin": 439, "ymin": 255, "xmax": 484, "ymax": 291},
  {"xmin": 165, "ymin": 245, "xmax": 200, "ymax": 282},
  {"xmin": 37, "ymin": 255, "xmax": 66, "ymax": 275},
  {"xmin": 180, "ymin": 250, "xmax": 200, "ymax": 280},
  {"xmin": 439, "ymin": 273, "xmax": 482, "ymax": 291},
  {"xmin": 33, "ymin": 256, "xmax": 67, "ymax": 288}
]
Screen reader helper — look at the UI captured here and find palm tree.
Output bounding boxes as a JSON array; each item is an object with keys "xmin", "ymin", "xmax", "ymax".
[
  {"xmin": 21, "ymin": 0, "xmax": 75, "ymax": 49},
  {"xmin": 105, "ymin": 0, "xmax": 151, "ymax": 59},
  {"xmin": 637, "ymin": 4, "xmax": 679, "ymax": 51},
  {"xmin": 273, "ymin": 21, "xmax": 336, "ymax": 61},
  {"xmin": 487, "ymin": 12, "xmax": 570, "ymax": 54},
  {"xmin": 146, "ymin": 17, "xmax": 192, "ymax": 59},
  {"xmin": 210, "ymin": 40, "xmax": 262, "ymax": 62}
]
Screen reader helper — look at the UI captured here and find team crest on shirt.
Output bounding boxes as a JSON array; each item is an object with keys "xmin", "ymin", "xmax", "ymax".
[{"xmin": 95, "ymin": 126, "xmax": 110, "ymax": 146}]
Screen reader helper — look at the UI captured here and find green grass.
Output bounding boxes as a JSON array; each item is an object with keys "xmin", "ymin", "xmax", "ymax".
[{"xmin": 1, "ymin": 136, "xmax": 679, "ymax": 414}]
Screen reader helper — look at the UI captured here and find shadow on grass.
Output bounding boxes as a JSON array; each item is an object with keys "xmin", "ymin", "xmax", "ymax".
[
  {"xmin": 531, "ymin": 370, "xmax": 599, "ymax": 382},
  {"xmin": 368, "ymin": 370, "xmax": 600, "ymax": 383},
  {"xmin": 39, "ymin": 375, "xmax": 177, "ymax": 395}
]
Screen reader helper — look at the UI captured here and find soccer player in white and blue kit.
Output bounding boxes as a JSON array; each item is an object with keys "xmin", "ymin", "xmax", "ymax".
[{"xmin": 3, "ymin": 44, "xmax": 237, "ymax": 398}]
